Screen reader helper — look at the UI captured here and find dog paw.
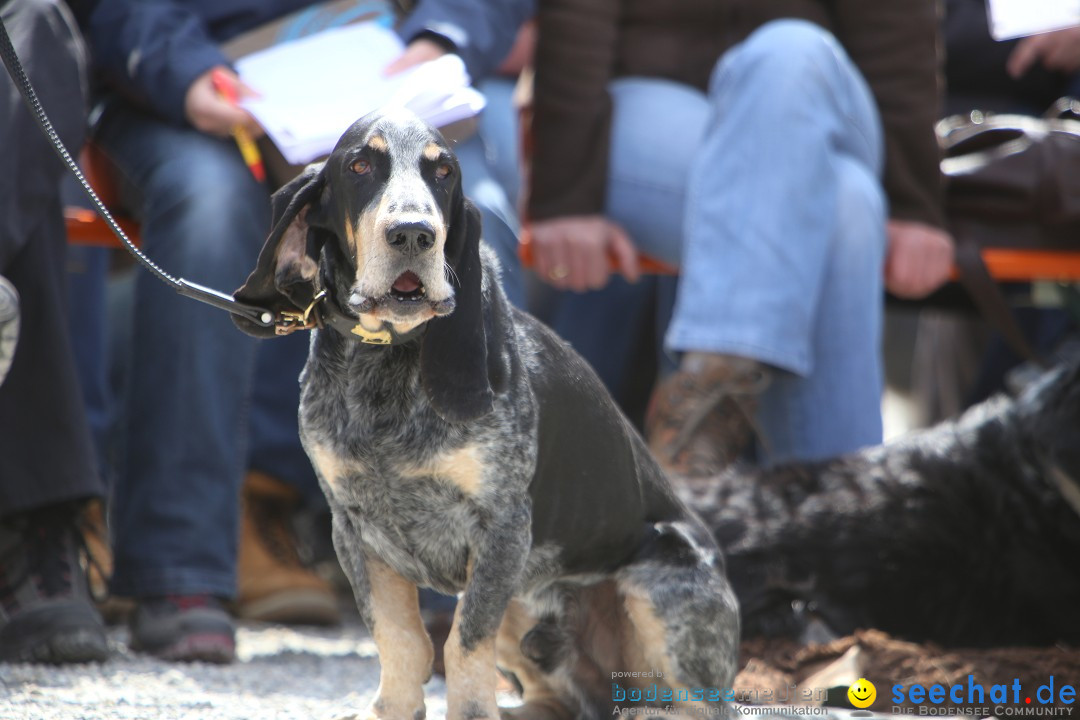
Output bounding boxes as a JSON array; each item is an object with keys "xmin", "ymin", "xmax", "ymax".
[
  {"xmin": 358, "ymin": 696, "xmax": 426, "ymax": 720},
  {"xmin": 446, "ymin": 699, "xmax": 500, "ymax": 720},
  {"xmin": 352, "ymin": 711, "xmax": 424, "ymax": 720}
]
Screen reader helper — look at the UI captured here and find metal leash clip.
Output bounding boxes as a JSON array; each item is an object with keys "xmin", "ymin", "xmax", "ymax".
[{"xmin": 275, "ymin": 290, "xmax": 327, "ymax": 336}]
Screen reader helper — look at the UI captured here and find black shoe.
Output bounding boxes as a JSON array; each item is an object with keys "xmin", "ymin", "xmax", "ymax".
[
  {"xmin": 129, "ymin": 595, "xmax": 235, "ymax": 663},
  {"xmin": 0, "ymin": 503, "xmax": 109, "ymax": 664}
]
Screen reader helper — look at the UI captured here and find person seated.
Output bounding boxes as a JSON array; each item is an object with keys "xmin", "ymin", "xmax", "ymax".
[
  {"xmin": 911, "ymin": 0, "xmax": 1080, "ymax": 425},
  {"xmin": 0, "ymin": 0, "xmax": 108, "ymax": 664},
  {"xmin": 75, "ymin": 0, "xmax": 529, "ymax": 662},
  {"xmin": 520, "ymin": 0, "xmax": 955, "ymax": 474}
]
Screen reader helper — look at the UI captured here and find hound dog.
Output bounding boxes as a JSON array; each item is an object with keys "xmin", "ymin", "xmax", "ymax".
[
  {"xmin": 688, "ymin": 354, "xmax": 1080, "ymax": 648},
  {"xmin": 233, "ymin": 109, "xmax": 739, "ymax": 720}
]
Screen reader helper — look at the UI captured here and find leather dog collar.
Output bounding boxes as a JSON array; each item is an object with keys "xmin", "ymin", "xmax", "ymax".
[
  {"xmin": 274, "ymin": 289, "xmax": 424, "ymax": 346},
  {"xmin": 318, "ymin": 299, "xmax": 426, "ymax": 346}
]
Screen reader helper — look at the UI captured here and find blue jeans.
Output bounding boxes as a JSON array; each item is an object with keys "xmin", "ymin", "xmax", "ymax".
[
  {"xmin": 604, "ymin": 20, "xmax": 887, "ymax": 463},
  {"xmin": 247, "ymin": 333, "xmax": 323, "ymax": 506},
  {"xmin": 455, "ymin": 98, "xmax": 525, "ymax": 309},
  {"xmin": 96, "ymin": 104, "xmax": 267, "ymax": 598},
  {"xmin": 65, "ymin": 244, "xmax": 113, "ymax": 483},
  {"xmin": 476, "ymin": 77, "xmax": 522, "ymax": 209}
]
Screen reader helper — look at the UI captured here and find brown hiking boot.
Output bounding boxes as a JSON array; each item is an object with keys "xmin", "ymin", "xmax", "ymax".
[
  {"xmin": 645, "ymin": 353, "xmax": 770, "ymax": 478},
  {"xmin": 236, "ymin": 471, "xmax": 340, "ymax": 626},
  {"xmin": 79, "ymin": 500, "xmax": 111, "ymax": 602},
  {"xmin": 77, "ymin": 500, "xmax": 136, "ymax": 625}
]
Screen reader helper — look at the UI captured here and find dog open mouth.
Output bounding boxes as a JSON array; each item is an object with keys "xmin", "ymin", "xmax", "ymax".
[
  {"xmin": 389, "ymin": 271, "xmax": 426, "ymax": 302},
  {"xmin": 345, "ymin": 272, "xmax": 454, "ymax": 320}
]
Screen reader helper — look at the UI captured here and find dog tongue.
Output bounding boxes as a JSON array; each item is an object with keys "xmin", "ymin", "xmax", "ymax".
[{"xmin": 392, "ymin": 271, "xmax": 421, "ymax": 293}]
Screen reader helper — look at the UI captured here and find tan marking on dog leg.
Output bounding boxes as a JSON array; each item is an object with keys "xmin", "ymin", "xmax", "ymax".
[
  {"xmin": 423, "ymin": 142, "xmax": 442, "ymax": 161},
  {"xmin": 622, "ymin": 588, "xmax": 714, "ymax": 718},
  {"xmin": 445, "ymin": 625, "xmax": 499, "ymax": 720},
  {"xmin": 307, "ymin": 442, "xmax": 349, "ymax": 497},
  {"xmin": 365, "ymin": 556, "xmax": 432, "ymax": 720},
  {"xmin": 367, "ymin": 134, "xmax": 388, "ymax": 152},
  {"xmin": 443, "ymin": 559, "xmax": 500, "ymax": 720},
  {"xmin": 399, "ymin": 445, "xmax": 486, "ymax": 495}
]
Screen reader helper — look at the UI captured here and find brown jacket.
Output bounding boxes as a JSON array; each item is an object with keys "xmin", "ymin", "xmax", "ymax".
[{"xmin": 529, "ymin": 0, "xmax": 945, "ymax": 230}]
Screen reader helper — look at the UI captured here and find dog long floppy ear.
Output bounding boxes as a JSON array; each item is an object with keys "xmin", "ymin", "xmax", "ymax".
[
  {"xmin": 421, "ymin": 197, "xmax": 509, "ymax": 423},
  {"xmin": 233, "ymin": 163, "xmax": 330, "ymax": 337}
]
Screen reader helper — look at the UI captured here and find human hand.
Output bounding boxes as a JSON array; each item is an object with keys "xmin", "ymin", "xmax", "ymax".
[
  {"xmin": 530, "ymin": 215, "xmax": 640, "ymax": 292},
  {"xmin": 884, "ymin": 220, "xmax": 955, "ymax": 298},
  {"xmin": 1007, "ymin": 27, "xmax": 1080, "ymax": 77},
  {"xmin": 496, "ymin": 21, "xmax": 536, "ymax": 76},
  {"xmin": 184, "ymin": 66, "xmax": 263, "ymax": 138},
  {"xmin": 384, "ymin": 38, "xmax": 447, "ymax": 76}
]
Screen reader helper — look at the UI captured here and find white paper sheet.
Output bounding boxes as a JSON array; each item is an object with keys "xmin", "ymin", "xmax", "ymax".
[
  {"xmin": 236, "ymin": 22, "xmax": 485, "ymax": 164},
  {"xmin": 987, "ymin": 0, "xmax": 1080, "ymax": 41}
]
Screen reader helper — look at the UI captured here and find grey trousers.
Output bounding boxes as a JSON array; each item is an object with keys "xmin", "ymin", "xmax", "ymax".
[{"xmin": 0, "ymin": 0, "xmax": 102, "ymax": 516}]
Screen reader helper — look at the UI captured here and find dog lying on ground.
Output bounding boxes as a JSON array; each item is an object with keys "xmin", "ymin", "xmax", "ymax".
[
  {"xmin": 684, "ymin": 355, "xmax": 1080, "ymax": 648},
  {"xmin": 233, "ymin": 110, "xmax": 739, "ymax": 720}
]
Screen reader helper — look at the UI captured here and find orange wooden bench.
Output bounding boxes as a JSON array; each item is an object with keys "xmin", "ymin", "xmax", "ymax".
[
  {"xmin": 64, "ymin": 143, "xmax": 140, "ymax": 248},
  {"xmin": 518, "ymin": 228, "xmax": 1080, "ymax": 283},
  {"xmin": 970, "ymin": 249, "xmax": 1080, "ymax": 282},
  {"xmin": 67, "ymin": 144, "xmax": 1080, "ymax": 285}
]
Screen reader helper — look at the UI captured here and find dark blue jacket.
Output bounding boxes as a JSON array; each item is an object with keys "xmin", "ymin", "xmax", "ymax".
[
  {"xmin": 86, "ymin": 0, "xmax": 313, "ymax": 123},
  {"xmin": 84, "ymin": 0, "xmax": 532, "ymax": 126},
  {"xmin": 397, "ymin": 0, "xmax": 533, "ymax": 88}
]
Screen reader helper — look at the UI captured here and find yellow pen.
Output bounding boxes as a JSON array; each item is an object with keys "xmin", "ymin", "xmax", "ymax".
[{"xmin": 211, "ymin": 68, "xmax": 266, "ymax": 182}]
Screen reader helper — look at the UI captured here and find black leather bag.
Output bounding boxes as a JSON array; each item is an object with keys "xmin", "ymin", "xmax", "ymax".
[
  {"xmin": 940, "ymin": 100, "xmax": 1080, "ymax": 242},
  {"xmin": 936, "ymin": 99, "xmax": 1080, "ymax": 363}
]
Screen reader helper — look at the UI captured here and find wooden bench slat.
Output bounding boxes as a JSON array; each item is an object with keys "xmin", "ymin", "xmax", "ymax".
[{"xmin": 64, "ymin": 207, "xmax": 140, "ymax": 248}]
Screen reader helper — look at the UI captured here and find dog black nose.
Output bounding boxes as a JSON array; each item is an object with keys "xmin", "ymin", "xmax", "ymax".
[{"xmin": 385, "ymin": 221, "xmax": 436, "ymax": 254}]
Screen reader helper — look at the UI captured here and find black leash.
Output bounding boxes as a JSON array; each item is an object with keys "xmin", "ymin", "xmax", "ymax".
[{"xmin": 0, "ymin": 17, "xmax": 275, "ymax": 330}]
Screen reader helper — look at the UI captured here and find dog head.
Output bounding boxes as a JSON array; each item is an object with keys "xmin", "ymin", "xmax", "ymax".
[{"xmin": 234, "ymin": 109, "xmax": 508, "ymax": 422}]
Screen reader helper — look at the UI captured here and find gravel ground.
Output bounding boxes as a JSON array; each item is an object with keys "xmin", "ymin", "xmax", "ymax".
[
  {"xmin": 0, "ymin": 618, "xmax": 454, "ymax": 720},
  {"xmin": 0, "ymin": 618, "xmax": 894, "ymax": 720}
]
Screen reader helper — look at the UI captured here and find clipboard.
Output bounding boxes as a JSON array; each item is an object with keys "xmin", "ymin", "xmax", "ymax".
[{"xmin": 986, "ymin": 0, "xmax": 1080, "ymax": 41}]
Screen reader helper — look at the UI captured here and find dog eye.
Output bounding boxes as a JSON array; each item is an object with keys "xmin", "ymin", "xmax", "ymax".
[
  {"xmin": 351, "ymin": 159, "xmax": 372, "ymax": 175},
  {"xmin": 435, "ymin": 164, "xmax": 452, "ymax": 180}
]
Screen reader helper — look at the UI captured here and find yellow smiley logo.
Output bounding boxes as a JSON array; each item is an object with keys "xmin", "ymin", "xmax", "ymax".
[{"xmin": 848, "ymin": 678, "xmax": 877, "ymax": 709}]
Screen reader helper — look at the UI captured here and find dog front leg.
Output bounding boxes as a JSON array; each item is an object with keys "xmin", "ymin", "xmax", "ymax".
[
  {"xmin": 362, "ymin": 555, "xmax": 434, "ymax": 720},
  {"xmin": 445, "ymin": 510, "xmax": 530, "ymax": 720},
  {"xmin": 332, "ymin": 513, "xmax": 432, "ymax": 720}
]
